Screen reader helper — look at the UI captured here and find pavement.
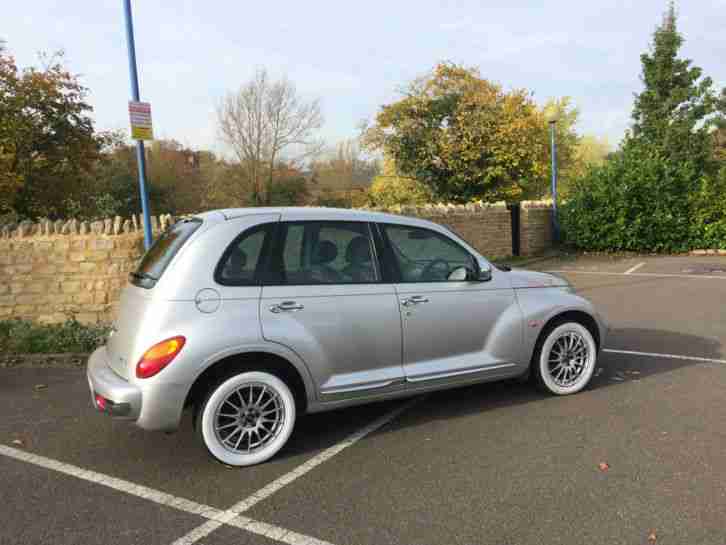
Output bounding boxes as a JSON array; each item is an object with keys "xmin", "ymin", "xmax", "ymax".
[{"xmin": 3, "ymin": 254, "xmax": 726, "ymax": 545}]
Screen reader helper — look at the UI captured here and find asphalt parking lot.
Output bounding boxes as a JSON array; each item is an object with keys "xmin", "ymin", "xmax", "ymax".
[{"xmin": 3, "ymin": 254, "xmax": 726, "ymax": 545}]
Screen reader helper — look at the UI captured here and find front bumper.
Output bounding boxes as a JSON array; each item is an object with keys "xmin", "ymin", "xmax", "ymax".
[{"xmin": 87, "ymin": 346, "xmax": 141, "ymax": 421}]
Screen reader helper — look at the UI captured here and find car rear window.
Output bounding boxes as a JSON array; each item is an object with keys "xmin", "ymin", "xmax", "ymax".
[{"xmin": 129, "ymin": 218, "xmax": 202, "ymax": 288}]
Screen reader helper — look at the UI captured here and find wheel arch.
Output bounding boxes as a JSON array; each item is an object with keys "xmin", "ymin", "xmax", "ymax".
[
  {"xmin": 535, "ymin": 310, "xmax": 601, "ymax": 358},
  {"xmin": 184, "ymin": 350, "xmax": 311, "ymax": 416}
]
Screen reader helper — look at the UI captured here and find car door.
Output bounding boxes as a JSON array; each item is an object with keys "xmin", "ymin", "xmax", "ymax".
[
  {"xmin": 380, "ymin": 222, "xmax": 523, "ymax": 386},
  {"xmin": 260, "ymin": 219, "xmax": 405, "ymax": 401}
]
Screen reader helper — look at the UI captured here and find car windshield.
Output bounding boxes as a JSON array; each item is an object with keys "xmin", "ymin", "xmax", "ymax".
[{"xmin": 129, "ymin": 218, "xmax": 202, "ymax": 288}]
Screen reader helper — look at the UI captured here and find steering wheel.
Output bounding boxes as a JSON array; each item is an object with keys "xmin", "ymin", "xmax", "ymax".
[{"xmin": 420, "ymin": 258, "xmax": 450, "ymax": 281}]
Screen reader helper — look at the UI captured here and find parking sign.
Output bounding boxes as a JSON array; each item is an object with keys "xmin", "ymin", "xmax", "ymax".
[{"xmin": 128, "ymin": 101, "xmax": 154, "ymax": 140}]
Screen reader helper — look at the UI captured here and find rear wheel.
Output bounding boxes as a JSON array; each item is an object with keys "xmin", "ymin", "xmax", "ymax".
[
  {"xmin": 196, "ymin": 371, "xmax": 296, "ymax": 466},
  {"xmin": 533, "ymin": 321, "xmax": 597, "ymax": 395}
]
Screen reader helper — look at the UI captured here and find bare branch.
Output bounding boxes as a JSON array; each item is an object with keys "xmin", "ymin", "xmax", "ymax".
[{"xmin": 216, "ymin": 68, "xmax": 323, "ymax": 204}]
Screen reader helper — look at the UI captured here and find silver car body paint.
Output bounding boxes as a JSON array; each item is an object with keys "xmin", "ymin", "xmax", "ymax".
[{"xmin": 87, "ymin": 207, "xmax": 607, "ymax": 432}]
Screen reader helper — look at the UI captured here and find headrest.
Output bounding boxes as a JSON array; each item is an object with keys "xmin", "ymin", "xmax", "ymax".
[
  {"xmin": 312, "ymin": 240, "xmax": 337, "ymax": 265},
  {"xmin": 345, "ymin": 236, "xmax": 371, "ymax": 264},
  {"xmin": 227, "ymin": 249, "xmax": 247, "ymax": 269}
]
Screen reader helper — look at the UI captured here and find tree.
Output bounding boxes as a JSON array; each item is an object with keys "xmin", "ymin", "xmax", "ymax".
[
  {"xmin": 145, "ymin": 139, "xmax": 209, "ymax": 214},
  {"xmin": 309, "ymin": 139, "xmax": 381, "ymax": 206},
  {"xmin": 310, "ymin": 139, "xmax": 380, "ymax": 190},
  {"xmin": 217, "ymin": 69, "xmax": 323, "ymax": 205},
  {"xmin": 0, "ymin": 47, "xmax": 101, "ymax": 218},
  {"xmin": 362, "ymin": 63, "xmax": 550, "ymax": 203},
  {"xmin": 542, "ymin": 97, "xmax": 584, "ymax": 194},
  {"xmin": 562, "ymin": 3, "xmax": 726, "ymax": 253},
  {"xmin": 266, "ymin": 164, "xmax": 310, "ymax": 206},
  {"xmin": 559, "ymin": 134, "xmax": 611, "ymax": 195},
  {"xmin": 630, "ymin": 1, "xmax": 725, "ymax": 171},
  {"xmin": 713, "ymin": 118, "xmax": 726, "ymax": 163},
  {"xmin": 366, "ymin": 156, "xmax": 432, "ymax": 207}
]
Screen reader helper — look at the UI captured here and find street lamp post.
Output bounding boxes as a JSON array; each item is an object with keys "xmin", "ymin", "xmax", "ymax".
[
  {"xmin": 122, "ymin": 0, "xmax": 153, "ymax": 250},
  {"xmin": 548, "ymin": 117, "xmax": 560, "ymax": 244}
]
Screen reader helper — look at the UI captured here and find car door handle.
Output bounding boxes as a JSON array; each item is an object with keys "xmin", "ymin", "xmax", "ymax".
[
  {"xmin": 401, "ymin": 296, "xmax": 429, "ymax": 307},
  {"xmin": 269, "ymin": 301, "xmax": 305, "ymax": 313}
]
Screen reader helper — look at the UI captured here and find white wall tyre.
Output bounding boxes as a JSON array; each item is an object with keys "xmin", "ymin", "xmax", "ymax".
[
  {"xmin": 534, "ymin": 322, "xmax": 597, "ymax": 395},
  {"xmin": 196, "ymin": 371, "xmax": 296, "ymax": 467}
]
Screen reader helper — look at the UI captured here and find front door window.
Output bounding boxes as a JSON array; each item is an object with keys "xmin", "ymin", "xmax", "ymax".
[{"xmin": 382, "ymin": 224, "xmax": 476, "ymax": 282}]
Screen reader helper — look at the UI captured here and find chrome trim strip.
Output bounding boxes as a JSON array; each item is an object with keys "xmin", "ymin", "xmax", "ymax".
[
  {"xmin": 405, "ymin": 362, "xmax": 516, "ymax": 383},
  {"xmin": 320, "ymin": 377, "xmax": 406, "ymax": 395}
]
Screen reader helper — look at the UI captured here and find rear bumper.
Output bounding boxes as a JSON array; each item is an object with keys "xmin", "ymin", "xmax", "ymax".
[
  {"xmin": 87, "ymin": 346, "xmax": 141, "ymax": 421},
  {"xmin": 86, "ymin": 345, "xmax": 186, "ymax": 432}
]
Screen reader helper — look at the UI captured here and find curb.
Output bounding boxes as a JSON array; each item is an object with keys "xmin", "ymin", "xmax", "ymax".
[
  {"xmin": 0, "ymin": 353, "xmax": 89, "ymax": 369},
  {"xmin": 690, "ymin": 250, "xmax": 726, "ymax": 256},
  {"xmin": 495, "ymin": 251, "xmax": 566, "ymax": 268}
]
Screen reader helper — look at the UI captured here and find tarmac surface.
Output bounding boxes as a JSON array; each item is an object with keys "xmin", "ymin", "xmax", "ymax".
[{"xmin": 3, "ymin": 254, "xmax": 726, "ymax": 545}]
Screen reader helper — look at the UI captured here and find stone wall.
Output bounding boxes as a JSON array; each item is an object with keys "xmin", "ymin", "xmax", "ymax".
[
  {"xmin": 520, "ymin": 201, "xmax": 554, "ymax": 257},
  {"xmin": 0, "ymin": 215, "xmax": 173, "ymax": 324},
  {"xmin": 0, "ymin": 204, "xmax": 552, "ymax": 324}
]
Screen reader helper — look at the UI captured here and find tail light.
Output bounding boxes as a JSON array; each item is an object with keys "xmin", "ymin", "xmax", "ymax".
[
  {"xmin": 136, "ymin": 336, "xmax": 186, "ymax": 379},
  {"xmin": 95, "ymin": 394, "xmax": 107, "ymax": 411}
]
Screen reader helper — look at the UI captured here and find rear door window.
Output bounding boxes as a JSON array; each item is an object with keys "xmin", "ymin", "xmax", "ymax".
[
  {"xmin": 130, "ymin": 218, "xmax": 202, "ymax": 288},
  {"xmin": 268, "ymin": 221, "xmax": 379, "ymax": 285}
]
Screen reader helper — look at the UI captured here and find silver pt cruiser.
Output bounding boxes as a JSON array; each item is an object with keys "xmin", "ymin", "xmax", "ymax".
[{"xmin": 87, "ymin": 207, "xmax": 606, "ymax": 466}]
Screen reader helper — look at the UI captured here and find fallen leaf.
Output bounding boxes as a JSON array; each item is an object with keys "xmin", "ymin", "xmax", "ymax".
[
  {"xmin": 34, "ymin": 384, "xmax": 48, "ymax": 391},
  {"xmin": 648, "ymin": 530, "xmax": 657, "ymax": 543},
  {"xmin": 598, "ymin": 462, "xmax": 609, "ymax": 471},
  {"xmin": 11, "ymin": 439, "xmax": 24, "ymax": 446}
]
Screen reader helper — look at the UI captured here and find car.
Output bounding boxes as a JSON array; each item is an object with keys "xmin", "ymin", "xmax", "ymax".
[{"xmin": 87, "ymin": 207, "xmax": 607, "ymax": 467}]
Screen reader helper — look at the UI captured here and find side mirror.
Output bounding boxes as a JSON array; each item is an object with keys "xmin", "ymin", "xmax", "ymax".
[{"xmin": 479, "ymin": 265, "xmax": 492, "ymax": 282}]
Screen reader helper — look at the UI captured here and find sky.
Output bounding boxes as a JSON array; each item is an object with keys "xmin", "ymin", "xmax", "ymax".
[{"xmin": 4, "ymin": 0, "xmax": 726, "ymax": 156}]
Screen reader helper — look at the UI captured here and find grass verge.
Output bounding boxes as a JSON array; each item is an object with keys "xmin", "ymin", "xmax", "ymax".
[{"xmin": 0, "ymin": 319, "xmax": 110, "ymax": 355}]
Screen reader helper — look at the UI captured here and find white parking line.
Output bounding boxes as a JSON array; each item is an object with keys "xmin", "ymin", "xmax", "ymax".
[
  {"xmin": 604, "ymin": 348, "xmax": 726, "ymax": 364},
  {"xmin": 624, "ymin": 262, "xmax": 646, "ymax": 274},
  {"xmin": 547, "ymin": 270, "xmax": 726, "ymax": 280},
  {"xmin": 0, "ymin": 444, "xmax": 222, "ymax": 518},
  {"xmin": 227, "ymin": 516, "xmax": 335, "ymax": 545},
  {"xmin": 172, "ymin": 395, "xmax": 423, "ymax": 545},
  {"xmin": 0, "ymin": 395, "xmax": 422, "ymax": 545},
  {"xmin": 0, "ymin": 443, "xmax": 333, "ymax": 544}
]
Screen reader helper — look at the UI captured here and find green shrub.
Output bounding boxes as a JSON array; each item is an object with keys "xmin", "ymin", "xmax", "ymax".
[
  {"xmin": 689, "ymin": 166, "xmax": 726, "ymax": 250},
  {"xmin": 560, "ymin": 143, "xmax": 698, "ymax": 253},
  {"xmin": 0, "ymin": 319, "xmax": 111, "ymax": 354}
]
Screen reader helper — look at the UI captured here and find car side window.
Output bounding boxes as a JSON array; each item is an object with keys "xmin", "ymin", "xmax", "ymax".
[
  {"xmin": 270, "ymin": 221, "xmax": 379, "ymax": 285},
  {"xmin": 382, "ymin": 224, "xmax": 476, "ymax": 283},
  {"xmin": 215, "ymin": 224, "xmax": 271, "ymax": 286}
]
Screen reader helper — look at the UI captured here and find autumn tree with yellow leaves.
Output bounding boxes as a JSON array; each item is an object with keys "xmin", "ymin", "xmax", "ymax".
[{"xmin": 362, "ymin": 63, "xmax": 575, "ymax": 203}]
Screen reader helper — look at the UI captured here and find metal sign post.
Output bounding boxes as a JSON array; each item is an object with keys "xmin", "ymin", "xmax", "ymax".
[{"xmin": 122, "ymin": 0, "xmax": 153, "ymax": 250}]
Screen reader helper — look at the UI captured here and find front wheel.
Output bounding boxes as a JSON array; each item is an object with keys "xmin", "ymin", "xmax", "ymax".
[
  {"xmin": 196, "ymin": 371, "xmax": 296, "ymax": 466},
  {"xmin": 533, "ymin": 322, "xmax": 597, "ymax": 395}
]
